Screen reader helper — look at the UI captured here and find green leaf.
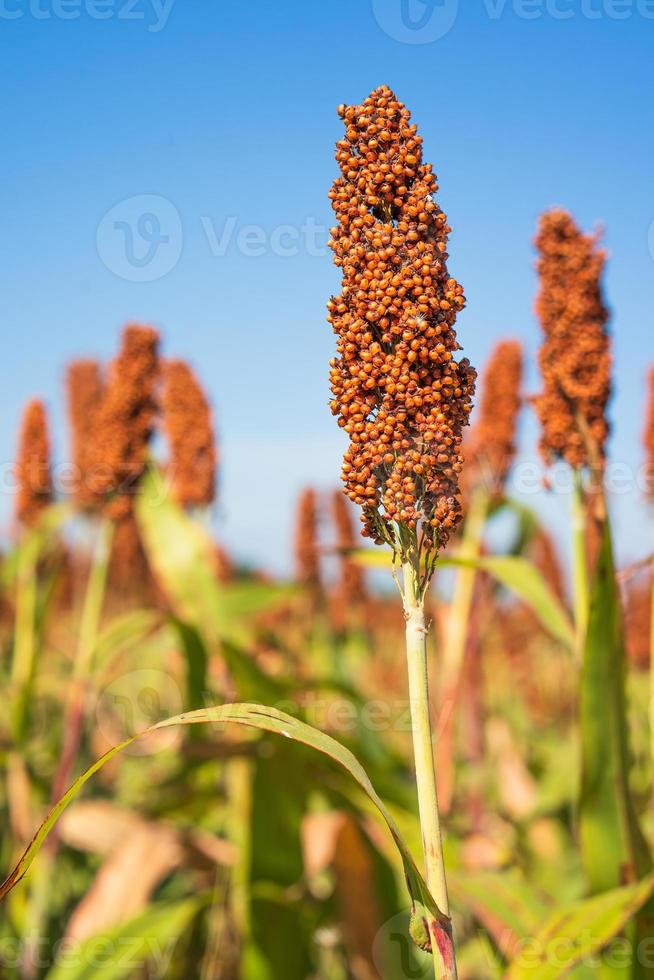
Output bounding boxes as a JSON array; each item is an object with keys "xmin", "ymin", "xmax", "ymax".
[
  {"xmin": 136, "ymin": 468, "xmax": 290, "ymax": 646},
  {"xmin": 45, "ymin": 895, "xmax": 205, "ymax": 979},
  {"xmin": 441, "ymin": 555, "xmax": 575, "ymax": 653},
  {"xmin": 505, "ymin": 874, "xmax": 654, "ymax": 979},
  {"xmin": 449, "ymin": 869, "xmax": 549, "ymax": 944},
  {"xmin": 350, "ymin": 546, "xmax": 576, "ymax": 652},
  {"xmin": 0, "ymin": 704, "xmax": 444, "ymax": 928},
  {"xmin": 93, "ymin": 609, "xmax": 162, "ymax": 677},
  {"xmin": 579, "ymin": 522, "xmax": 651, "ymax": 895}
]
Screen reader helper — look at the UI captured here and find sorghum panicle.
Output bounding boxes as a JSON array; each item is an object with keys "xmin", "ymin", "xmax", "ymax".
[
  {"xmin": 532, "ymin": 209, "xmax": 611, "ymax": 470},
  {"xmin": 162, "ymin": 359, "xmax": 217, "ymax": 508},
  {"xmin": 332, "ymin": 490, "xmax": 368, "ymax": 605},
  {"xmin": 643, "ymin": 367, "xmax": 654, "ymax": 497},
  {"xmin": 15, "ymin": 399, "xmax": 54, "ymax": 528},
  {"xmin": 92, "ymin": 325, "xmax": 160, "ymax": 518},
  {"xmin": 294, "ymin": 488, "xmax": 321, "ymax": 590},
  {"xmin": 327, "ymin": 85, "xmax": 476, "ymax": 553},
  {"xmin": 108, "ymin": 512, "xmax": 154, "ymax": 601},
  {"xmin": 466, "ymin": 340, "xmax": 523, "ymax": 495},
  {"xmin": 66, "ymin": 359, "xmax": 104, "ymax": 511}
]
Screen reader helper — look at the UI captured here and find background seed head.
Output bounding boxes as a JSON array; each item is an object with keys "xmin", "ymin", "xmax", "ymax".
[
  {"xmin": 14, "ymin": 399, "xmax": 54, "ymax": 529},
  {"xmin": 162, "ymin": 359, "xmax": 217, "ymax": 509},
  {"xmin": 532, "ymin": 209, "xmax": 611, "ymax": 470}
]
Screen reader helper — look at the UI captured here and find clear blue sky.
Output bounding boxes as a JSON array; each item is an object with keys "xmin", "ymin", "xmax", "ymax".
[{"xmin": 2, "ymin": 0, "xmax": 652, "ymax": 573}]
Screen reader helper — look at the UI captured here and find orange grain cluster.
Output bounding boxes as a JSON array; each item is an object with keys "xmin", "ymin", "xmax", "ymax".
[
  {"xmin": 162, "ymin": 359, "xmax": 217, "ymax": 508},
  {"xmin": 332, "ymin": 490, "xmax": 367, "ymax": 606},
  {"xmin": 15, "ymin": 399, "xmax": 54, "ymax": 528},
  {"xmin": 92, "ymin": 325, "xmax": 160, "ymax": 518},
  {"xmin": 532, "ymin": 209, "xmax": 611, "ymax": 469},
  {"xmin": 327, "ymin": 86, "xmax": 475, "ymax": 551},
  {"xmin": 467, "ymin": 340, "xmax": 523, "ymax": 494},
  {"xmin": 643, "ymin": 367, "xmax": 654, "ymax": 498},
  {"xmin": 294, "ymin": 488, "xmax": 321, "ymax": 590},
  {"xmin": 66, "ymin": 359, "xmax": 104, "ymax": 510}
]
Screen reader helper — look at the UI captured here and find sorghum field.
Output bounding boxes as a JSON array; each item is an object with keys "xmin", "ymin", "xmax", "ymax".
[{"xmin": 3, "ymin": 9, "xmax": 654, "ymax": 980}]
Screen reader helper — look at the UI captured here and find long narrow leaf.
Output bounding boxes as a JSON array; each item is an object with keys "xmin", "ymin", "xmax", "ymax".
[
  {"xmin": 45, "ymin": 895, "xmax": 206, "ymax": 980},
  {"xmin": 0, "ymin": 703, "xmax": 445, "ymax": 929},
  {"xmin": 505, "ymin": 874, "xmax": 654, "ymax": 979},
  {"xmin": 579, "ymin": 522, "xmax": 651, "ymax": 894},
  {"xmin": 441, "ymin": 555, "xmax": 575, "ymax": 652}
]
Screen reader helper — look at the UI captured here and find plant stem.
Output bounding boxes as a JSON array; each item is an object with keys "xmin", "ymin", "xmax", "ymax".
[
  {"xmin": 438, "ymin": 488, "xmax": 489, "ymax": 813},
  {"xmin": 403, "ymin": 562, "xmax": 457, "ymax": 980},
  {"xmin": 650, "ymin": 556, "xmax": 654, "ymax": 784},
  {"xmin": 50, "ymin": 519, "xmax": 113, "ymax": 808},
  {"xmin": 10, "ymin": 530, "xmax": 40, "ymax": 744},
  {"xmin": 571, "ymin": 470, "xmax": 589, "ymax": 660}
]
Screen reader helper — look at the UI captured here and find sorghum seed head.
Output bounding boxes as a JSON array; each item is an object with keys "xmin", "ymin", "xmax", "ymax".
[
  {"xmin": 15, "ymin": 399, "xmax": 54, "ymax": 528},
  {"xmin": 532, "ymin": 209, "xmax": 611, "ymax": 470},
  {"xmin": 66, "ymin": 359, "xmax": 104, "ymax": 511},
  {"xmin": 92, "ymin": 325, "xmax": 160, "ymax": 519},
  {"xmin": 332, "ymin": 489, "xmax": 367, "ymax": 606},
  {"xmin": 107, "ymin": 512, "xmax": 153, "ymax": 602},
  {"xmin": 465, "ymin": 340, "xmax": 523, "ymax": 496},
  {"xmin": 294, "ymin": 487, "xmax": 322, "ymax": 590},
  {"xmin": 162, "ymin": 359, "xmax": 217, "ymax": 508},
  {"xmin": 643, "ymin": 367, "xmax": 654, "ymax": 498},
  {"xmin": 327, "ymin": 86, "xmax": 476, "ymax": 553}
]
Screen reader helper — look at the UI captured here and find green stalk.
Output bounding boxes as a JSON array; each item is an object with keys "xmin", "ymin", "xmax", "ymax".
[
  {"xmin": 49, "ymin": 519, "xmax": 113, "ymax": 807},
  {"xmin": 74, "ymin": 519, "xmax": 114, "ymax": 681},
  {"xmin": 571, "ymin": 469, "xmax": 589, "ymax": 660},
  {"xmin": 438, "ymin": 488, "xmax": 489, "ymax": 813},
  {"xmin": 10, "ymin": 530, "xmax": 41, "ymax": 744},
  {"xmin": 403, "ymin": 561, "xmax": 457, "ymax": 980}
]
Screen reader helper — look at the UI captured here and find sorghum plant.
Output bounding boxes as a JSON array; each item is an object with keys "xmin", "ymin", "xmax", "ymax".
[
  {"xmin": 15, "ymin": 399, "xmax": 54, "ymax": 529},
  {"xmin": 327, "ymin": 85, "xmax": 476, "ymax": 977},
  {"xmin": 465, "ymin": 339, "xmax": 523, "ymax": 497},
  {"xmin": 92, "ymin": 324, "xmax": 160, "ymax": 519},
  {"xmin": 532, "ymin": 209, "xmax": 611, "ymax": 643},
  {"xmin": 439, "ymin": 340, "xmax": 523, "ymax": 815},
  {"xmin": 162, "ymin": 358, "xmax": 217, "ymax": 508},
  {"xmin": 65, "ymin": 359, "xmax": 104, "ymax": 511},
  {"xmin": 644, "ymin": 366, "xmax": 654, "ymax": 499},
  {"xmin": 332, "ymin": 489, "xmax": 368, "ymax": 609},
  {"xmin": 532, "ymin": 209, "xmax": 611, "ymax": 474},
  {"xmin": 294, "ymin": 487, "xmax": 322, "ymax": 593}
]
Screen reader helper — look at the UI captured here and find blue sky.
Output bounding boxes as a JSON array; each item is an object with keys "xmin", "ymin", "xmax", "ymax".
[{"xmin": 1, "ymin": 0, "xmax": 652, "ymax": 573}]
